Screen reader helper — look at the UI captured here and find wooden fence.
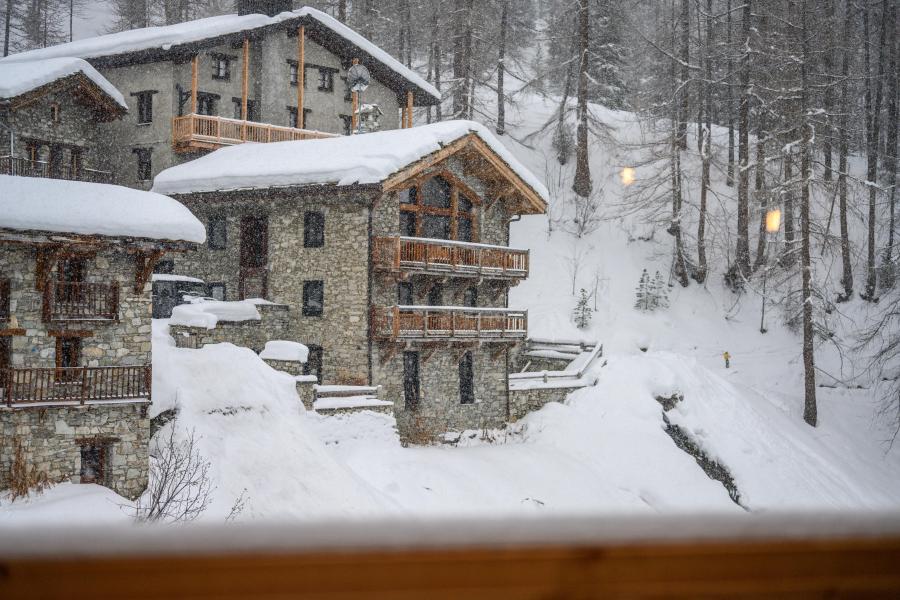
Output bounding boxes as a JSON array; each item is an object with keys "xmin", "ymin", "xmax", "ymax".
[{"xmin": 0, "ymin": 365, "xmax": 151, "ymax": 405}]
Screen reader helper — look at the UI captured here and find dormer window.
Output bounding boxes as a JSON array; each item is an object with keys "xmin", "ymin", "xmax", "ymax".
[{"xmin": 211, "ymin": 54, "xmax": 231, "ymax": 80}]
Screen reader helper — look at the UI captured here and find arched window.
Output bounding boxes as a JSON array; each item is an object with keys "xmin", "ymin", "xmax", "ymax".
[{"xmin": 398, "ymin": 173, "xmax": 479, "ymax": 242}]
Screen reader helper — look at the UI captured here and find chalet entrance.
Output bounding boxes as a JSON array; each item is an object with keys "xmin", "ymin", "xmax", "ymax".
[
  {"xmin": 79, "ymin": 441, "xmax": 108, "ymax": 485},
  {"xmin": 239, "ymin": 215, "xmax": 268, "ymax": 299}
]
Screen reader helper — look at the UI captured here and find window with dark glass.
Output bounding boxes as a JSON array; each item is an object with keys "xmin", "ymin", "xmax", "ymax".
[
  {"xmin": 459, "ymin": 351, "xmax": 475, "ymax": 404},
  {"xmin": 132, "ymin": 90, "xmax": 156, "ymax": 124},
  {"xmin": 427, "ymin": 283, "xmax": 443, "ymax": 307},
  {"xmin": 403, "ymin": 351, "xmax": 420, "ymax": 409},
  {"xmin": 340, "ymin": 114, "xmax": 352, "ymax": 136},
  {"xmin": 400, "ymin": 212, "xmax": 416, "ymax": 237},
  {"xmin": 304, "ymin": 211, "xmax": 325, "ymax": 248},
  {"xmin": 317, "ymin": 67, "xmax": 335, "ymax": 92},
  {"xmin": 303, "ymin": 280, "xmax": 324, "ymax": 316},
  {"xmin": 422, "ymin": 176, "xmax": 452, "ymax": 208},
  {"xmin": 288, "ymin": 60, "xmax": 299, "ymax": 86},
  {"xmin": 0, "ymin": 278, "xmax": 8, "ymax": 320},
  {"xmin": 209, "ymin": 283, "xmax": 226, "ymax": 301},
  {"xmin": 304, "ymin": 345, "xmax": 323, "ymax": 382},
  {"xmin": 232, "ymin": 98, "xmax": 256, "ymax": 121},
  {"xmin": 463, "ymin": 286, "xmax": 478, "ymax": 307},
  {"xmin": 79, "ymin": 441, "xmax": 109, "ymax": 485},
  {"xmin": 50, "ymin": 102, "xmax": 60, "ymax": 123},
  {"xmin": 0, "ymin": 336, "xmax": 10, "ymax": 376},
  {"xmin": 197, "ymin": 92, "xmax": 218, "ymax": 116},
  {"xmin": 422, "ymin": 214, "xmax": 451, "ymax": 240},
  {"xmin": 133, "ymin": 148, "xmax": 152, "ymax": 181},
  {"xmin": 212, "ymin": 54, "xmax": 231, "ymax": 80},
  {"xmin": 398, "ymin": 174, "xmax": 478, "ymax": 242},
  {"xmin": 208, "ymin": 215, "xmax": 227, "ymax": 250},
  {"xmin": 153, "ymin": 260, "xmax": 175, "ymax": 274},
  {"xmin": 398, "ymin": 282, "xmax": 414, "ymax": 305},
  {"xmin": 56, "ymin": 336, "xmax": 81, "ymax": 381}
]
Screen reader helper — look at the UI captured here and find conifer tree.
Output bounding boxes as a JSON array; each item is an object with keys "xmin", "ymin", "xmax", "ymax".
[
  {"xmin": 634, "ymin": 269, "xmax": 651, "ymax": 311},
  {"xmin": 573, "ymin": 288, "xmax": 592, "ymax": 328}
]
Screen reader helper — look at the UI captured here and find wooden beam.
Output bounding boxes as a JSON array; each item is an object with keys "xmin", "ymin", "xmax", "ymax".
[
  {"xmin": 190, "ymin": 55, "xmax": 198, "ymax": 114},
  {"xmin": 297, "ymin": 25, "xmax": 305, "ymax": 124},
  {"xmin": 34, "ymin": 246, "xmax": 64, "ymax": 291},
  {"xmin": 241, "ymin": 38, "xmax": 249, "ymax": 121},
  {"xmin": 133, "ymin": 250, "xmax": 165, "ymax": 294},
  {"xmin": 382, "ymin": 135, "xmax": 472, "ymax": 192},
  {"xmin": 406, "ymin": 90, "xmax": 414, "ymax": 128},
  {"xmin": 351, "ymin": 58, "xmax": 359, "ymax": 134},
  {"xmin": 0, "ymin": 328, "xmax": 26, "ymax": 337},
  {"xmin": 47, "ymin": 329, "xmax": 93, "ymax": 338}
]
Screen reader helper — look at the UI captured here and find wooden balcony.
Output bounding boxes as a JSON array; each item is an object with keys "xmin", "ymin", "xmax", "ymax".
[
  {"xmin": 172, "ymin": 114, "xmax": 337, "ymax": 151},
  {"xmin": 0, "ymin": 365, "xmax": 151, "ymax": 406},
  {"xmin": 43, "ymin": 282, "xmax": 119, "ymax": 321},
  {"xmin": 371, "ymin": 305, "xmax": 527, "ymax": 342},
  {"xmin": 0, "ymin": 156, "xmax": 113, "ymax": 184},
  {"xmin": 373, "ymin": 236, "xmax": 530, "ymax": 281}
]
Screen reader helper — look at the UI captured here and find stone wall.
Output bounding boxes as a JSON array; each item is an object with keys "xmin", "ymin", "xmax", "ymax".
[
  {"xmin": 508, "ymin": 386, "xmax": 577, "ymax": 422},
  {"xmin": 0, "ymin": 402, "xmax": 150, "ymax": 499},
  {"xmin": 170, "ymin": 303, "xmax": 290, "ymax": 353}
]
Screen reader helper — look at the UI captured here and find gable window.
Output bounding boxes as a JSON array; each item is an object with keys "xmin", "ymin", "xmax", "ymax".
[
  {"xmin": 196, "ymin": 92, "xmax": 219, "ymax": 116},
  {"xmin": 50, "ymin": 102, "xmax": 60, "ymax": 123},
  {"xmin": 459, "ymin": 351, "xmax": 475, "ymax": 404},
  {"xmin": 133, "ymin": 148, "xmax": 152, "ymax": 181},
  {"xmin": 132, "ymin": 90, "xmax": 156, "ymax": 124},
  {"xmin": 56, "ymin": 336, "xmax": 81, "ymax": 382},
  {"xmin": 303, "ymin": 211, "xmax": 325, "ymax": 248},
  {"xmin": 302, "ymin": 280, "xmax": 324, "ymax": 316},
  {"xmin": 208, "ymin": 215, "xmax": 227, "ymax": 250},
  {"xmin": 304, "ymin": 344, "xmax": 323, "ymax": 382},
  {"xmin": 317, "ymin": 67, "xmax": 335, "ymax": 92},
  {"xmin": 232, "ymin": 98, "xmax": 256, "ymax": 121},
  {"xmin": 340, "ymin": 114, "xmax": 353, "ymax": 136},
  {"xmin": 211, "ymin": 54, "xmax": 231, "ymax": 80},
  {"xmin": 398, "ymin": 173, "xmax": 479, "ymax": 242},
  {"xmin": 209, "ymin": 282, "xmax": 226, "ymax": 301}
]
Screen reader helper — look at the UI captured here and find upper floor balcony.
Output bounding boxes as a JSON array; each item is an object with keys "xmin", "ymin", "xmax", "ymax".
[
  {"xmin": 172, "ymin": 114, "xmax": 337, "ymax": 152},
  {"xmin": 0, "ymin": 156, "xmax": 113, "ymax": 184},
  {"xmin": 372, "ymin": 236, "xmax": 530, "ymax": 282},
  {"xmin": 43, "ymin": 282, "xmax": 119, "ymax": 322},
  {"xmin": 1, "ymin": 365, "xmax": 151, "ymax": 406},
  {"xmin": 371, "ymin": 305, "xmax": 527, "ymax": 343}
]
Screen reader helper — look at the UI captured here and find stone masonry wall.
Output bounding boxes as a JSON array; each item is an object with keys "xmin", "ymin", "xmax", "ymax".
[
  {"xmin": 508, "ymin": 386, "xmax": 575, "ymax": 422},
  {"xmin": 170, "ymin": 303, "xmax": 290, "ymax": 353},
  {"xmin": 0, "ymin": 403, "xmax": 149, "ymax": 499}
]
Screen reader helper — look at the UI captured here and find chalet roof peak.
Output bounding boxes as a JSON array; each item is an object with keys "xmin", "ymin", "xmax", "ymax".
[
  {"xmin": 152, "ymin": 120, "xmax": 548, "ymax": 215},
  {"xmin": 0, "ymin": 57, "xmax": 127, "ymax": 111},
  {"xmin": 0, "ymin": 7, "xmax": 439, "ymax": 105}
]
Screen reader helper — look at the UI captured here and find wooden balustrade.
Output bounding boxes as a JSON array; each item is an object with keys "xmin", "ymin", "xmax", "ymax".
[
  {"xmin": 0, "ymin": 365, "xmax": 151, "ymax": 406},
  {"xmin": 0, "ymin": 156, "xmax": 113, "ymax": 183},
  {"xmin": 372, "ymin": 236, "xmax": 529, "ymax": 280},
  {"xmin": 44, "ymin": 282, "xmax": 119, "ymax": 321},
  {"xmin": 371, "ymin": 305, "xmax": 527, "ymax": 341},
  {"xmin": 172, "ymin": 114, "xmax": 337, "ymax": 151}
]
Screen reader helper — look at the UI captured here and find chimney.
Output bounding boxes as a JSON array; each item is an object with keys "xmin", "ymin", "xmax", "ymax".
[{"xmin": 236, "ymin": 0, "xmax": 293, "ymax": 17}]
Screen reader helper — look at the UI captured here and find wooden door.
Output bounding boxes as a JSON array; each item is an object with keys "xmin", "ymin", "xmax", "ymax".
[
  {"xmin": 79, "ymin": 443, "xmax": 105, "ymax": 485},
  {"xmin": 239, "ymin": 216, "xmax": 268, "ymax": 299}
]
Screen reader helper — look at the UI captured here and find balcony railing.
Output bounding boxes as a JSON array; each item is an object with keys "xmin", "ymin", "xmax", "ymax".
[
  {"xmin": 0, "ymin": 365, "xmax": 151, "ymax": 406},
  {"xmin": 0, "ymin": 156, "xmax": 113, "ymax": 184},
  {"xmin": 172, "ymin": 114, "xmax": 337, "ymax": 150},
  {"xmin": 43, "ymin": 282, "xmax": 119, "ymax": 321},
  {"xmin": 371, "ymin": 305, "xmax": 527, "ymax": 342},
  {"xmin": 373, "ymin": 237, "xmax": 529, "ymax": 281}
]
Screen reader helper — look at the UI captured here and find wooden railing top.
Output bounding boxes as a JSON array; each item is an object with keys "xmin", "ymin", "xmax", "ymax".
[
  {"xmin": 392, "ymin": 236, "xmax": 529, "ymax": 253},
  {"xmin": 0, "ymin": 155, "xmax": 113, "ymax": 184},
  {"xmin": 1, "ymin": 365, "xmax": 151, "ymax": 406},
  {"xmin": 372, "ymin": 236, "xmax": 530, "ymax": 280},
  {"xmin": 172, "ymin": 113, "xmax": 337, "ymax": 149}
]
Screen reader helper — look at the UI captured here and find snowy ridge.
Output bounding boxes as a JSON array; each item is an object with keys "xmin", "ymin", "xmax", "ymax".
[
  {"xmin": 0, "ymin": 8, "xmax": 438, "ymax": 102},
  {"xmin": 0, "ymin": 57, "xmax": 127, "ymax": 108},
  {"xmin": 0, "ymin": 175, "xmax": 205, "ymax": 243},
  {"xmin": 152, "ymin": 120, "xmax": 549, "ymax": 203}
]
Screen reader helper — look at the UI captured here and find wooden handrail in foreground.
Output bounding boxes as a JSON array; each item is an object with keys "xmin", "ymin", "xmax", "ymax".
[
  {"xmin": 1, "ymin": 515, "xmax": 899, "ymax": 599},
  {"xmin": 372, "ymin": 236, "xmax": 530, "ymax": 280}
]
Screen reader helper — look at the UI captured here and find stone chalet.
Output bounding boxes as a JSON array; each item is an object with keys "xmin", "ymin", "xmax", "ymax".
[
  {"xmin": 153, "ymin": 120, "xmax": 548, "ymax": 440},
  {"xmin": 0, "ymin": 1, "xmax": 441, "ymax": 189},
  {"xmin": 0, "ymin": 175, "xmax": 204, "ymax": 499}
]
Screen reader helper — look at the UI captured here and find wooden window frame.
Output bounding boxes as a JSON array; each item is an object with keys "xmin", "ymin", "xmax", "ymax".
[
  {"xmin": 131, "ymin": 90, "xmax": 157, "ymax": 125},
  {"xmin": 232, "ymin": 97, "xmax": 256, "ymax": 121},
  {"xmin": 208, "ymin": 215, "xmax": 227, "ymax": 250},
  {"xmin": 211, "ymin": 54, "xmax": 232, "ymax": 81},
  {"xmin": 287, "ymin": 60, "xmax": 299, "ymax": 86},
  {"xmin": 78, "ymin": 439, "xmax": 111, "ymax": 486},
  {"xmin": 303, "ymin": 211, "xmax": 325, "ymax": 248},
  {"xmin": 55, "ymin": 336, "xmax": 82, "ymax": 382},
  {"xmin": 302, "ymin": 280, "xmax": 324, "ymax": 317},
  {"xmin": 398, "ymin": 171, "xmax": 481, "ymax": 242}
]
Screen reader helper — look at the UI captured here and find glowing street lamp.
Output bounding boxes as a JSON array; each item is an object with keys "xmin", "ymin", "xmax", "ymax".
[
  {"xmin": 760, "ymin": 208, "xmax": 781, "ymax": 334},
  {"xmin": 620, "ymin": 167, "xmax": 636, "ymax": 187}
]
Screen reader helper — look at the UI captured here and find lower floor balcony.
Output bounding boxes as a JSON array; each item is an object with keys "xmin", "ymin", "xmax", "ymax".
[
  {"xmin": 0, "ymin": 366, "xmax": 151, "ymax": 406},
  {"xmin": 43, "ymin": 281, "xmax": 119, "ymax": 322},
  {"xmin": 0, "ymin": 155, "xmax": 113, "ymax": 184},
  {"xmin": 172, "ymin": 113, "xmax": 337, "ymax": 151},
  {"xmin": 371, "ymin": 305, "xmax": 527, "ymax": 342}
]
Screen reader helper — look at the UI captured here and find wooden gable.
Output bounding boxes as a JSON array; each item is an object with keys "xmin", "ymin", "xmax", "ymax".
[{"xmin": 7, "ymin": 73, "xmax": 126, "ymax": 122}]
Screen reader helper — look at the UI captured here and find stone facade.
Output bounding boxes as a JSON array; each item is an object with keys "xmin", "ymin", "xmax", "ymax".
[
  {"xmin": 0, "ymin": 403, "xmax": 150, "ymax": 499},
  {"xmin": 170, "ymin": 303, "xmax": 290, "ymax": 353},
  {"xmin": 508, "ymin": 386, "xmax": 577, "ymax": 422}
]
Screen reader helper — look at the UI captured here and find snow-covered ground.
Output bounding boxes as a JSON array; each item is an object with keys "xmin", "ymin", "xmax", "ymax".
[{"xmin": 2, "ymin": 90, "xmax": 899, "ymax": 524}]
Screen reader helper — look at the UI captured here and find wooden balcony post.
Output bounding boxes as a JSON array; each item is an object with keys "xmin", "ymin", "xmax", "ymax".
[
  {"xmin": 406, "ymin": 90, "xmax": 414, "ymax": 128},
  {"xmin": 394, "ymin": 236, "xmax": 401, "ymax": 271},
  {"xmin": 423, "ymin": 308, "xmax": 429, "ymax": 336},
  {"xmin": 241, "ymin": 37, "xmax": 250, "ymax": 121},
  {"xmin": 297, "ymin": 25, "xmax": 305, "ymax": 122},
  {"xmin": 190, "ymin": 55, "xmax": 198, "ymax": 114},
  {"xmin": 392, "ymin": 306, "xmax": 400, "ymax": 340},
  {"xmin": 351, "ymin": 58, "xmax": 360, "ymax": 134},
  {"xmin": 80, "ymin": 368, "xmax": 88, "ymax": 405}
]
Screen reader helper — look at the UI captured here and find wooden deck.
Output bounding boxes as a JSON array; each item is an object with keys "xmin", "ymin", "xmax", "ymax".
[
  {"xmin": 371, "ymin": 305, "xmax": 527, "ymax": 342},
  {"xmin": 0, "ymin": 156, "xmax": 113, "ymax": 184},
  {"xmin": 373, "ymin": 236, "xmax": 529, "ymax": 281},
  {"xmin": 172, "ymin": 114, "xmax": 337, "ymax": 151},
  {"xmin": 43, "ymin": 282, "xmax": 119, "ymax": 322},
  {"xmin": 0, "ymin": 365, "xmax": 151, "ymax": 406}
]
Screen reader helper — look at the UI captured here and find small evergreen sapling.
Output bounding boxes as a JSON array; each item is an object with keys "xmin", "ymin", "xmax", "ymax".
[
  {"xmin": 634, "ymin": 269, "xmax": 651, "ymax": 311},
  {"xmin": 573, "ymin": 288, "xmax": 592, "ymax": 328},
  {"xmin": 652, "ymin": 270, "xmax": 670, "ymax": 309}
]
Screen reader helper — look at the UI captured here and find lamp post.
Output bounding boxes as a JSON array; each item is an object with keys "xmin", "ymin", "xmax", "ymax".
[{"xmin": 760, "ymin": 208, "xmax": 782, "ymax": 334}]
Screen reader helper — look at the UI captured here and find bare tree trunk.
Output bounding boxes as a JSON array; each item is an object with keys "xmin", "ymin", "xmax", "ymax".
[
  {"xmin": 3, "ymin": 0, "xmax": 12, "ymax": 56},
  {"xmin": 734, "ymin": 0, "xmax": 752, "ymax": 278},
  {"xmin": 800, "ymin": 0, "xmax": 816, "ymax": 427},
  {"xmin": 496, "ymin": 0, "xmax": 508, "ymax": 135},
  {"xmin": 822, "ymin": 0, "xmax": 834, "ymax": 182},
  {"xmin": 572, "ymin": 0, "xmax": 592, "ymax": 198},
  {"xmin": 754, "ymin": 111, "xmax": 768, "ymax": 269},
  {"xmin": 726, "ymin": 0, "xmax": 735, "ymax": 186},
  {"xmin": 837, "ymin": 0, "xmax": 853, "ymax": 300},
  {"xmin": 677, "ymin": 0, "xmax": 689, "ymax": 150},
  {"xmin": 782, "ymin": 145, "xmax": 796, "ymax": 266},
  {"xmin": 451, "ymin": 0, "xmax": 468, "ymax": 118},
  {"xmin": 881, "ymin": 0, "xmax": 899, "ymax": 277},
  {"xmin": 695, "ymin": 0, "xmax": 713, "ymax": 284},
  {"xmin": 338, "ymin": 0, "xmax": 346, "ymax": 22}
]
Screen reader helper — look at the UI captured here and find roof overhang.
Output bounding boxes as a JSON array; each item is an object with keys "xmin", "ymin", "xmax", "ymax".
[
  {"xmin": 0, "ymin": 227, "xmax": 197, "ymax": 252},
  {"xmin": 3, "ymin": 73, "xmax": 126, "ymax": 121}
]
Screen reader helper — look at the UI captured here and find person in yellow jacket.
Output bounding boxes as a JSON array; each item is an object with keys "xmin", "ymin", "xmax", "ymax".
[{"xmin": 723, "ymin": 351, "xmax": 731, "ymax": 369}]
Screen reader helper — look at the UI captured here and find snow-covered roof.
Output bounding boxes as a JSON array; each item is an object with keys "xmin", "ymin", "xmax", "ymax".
[
  {"xmin": 0, "ymin": 57, "xmax": 127, "ymax": 109},
  {"xmin": 170, "ymin": 299, "xmax": 261, "ymax": 329},
  {"xmin": 151, "ymin": 274, "xmax": 206, "ymax": 284},
  {"xmin": 0, "ymin": 175, "xmax": 205, "ymax": 243},
  {"xmin": 260, "ymin": 340, "xmax": 309, "ymax": 363},
  {"xmin": 1, "ymin": 8, "xmax": 439, "ymax": 104},
  {"xmin": 152, "ymin": 120, "xmax": 550, "ymax": 208}
]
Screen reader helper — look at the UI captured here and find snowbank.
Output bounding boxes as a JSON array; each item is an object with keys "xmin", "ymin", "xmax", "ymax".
[
  {"xmin": 0, "ymin": 484, "xmax": 133, "ymax": 526},
  {"xmin": 260, "ymin": 340, "xmax": 309, "ymax": 363},
  {"xmin": 0, "ymin": 57, "xmax": 127, "ymax": 107},
  {"xmin": 170, "ymin": 299, "xmax": 261, "ymax": 329},
  {"xmin": 0, "ymin": 175, "xmax": 205, "ymax": 243},
  {"xmin": 151, "ymin": 120, "xmax": 549, "ymax": 204}
]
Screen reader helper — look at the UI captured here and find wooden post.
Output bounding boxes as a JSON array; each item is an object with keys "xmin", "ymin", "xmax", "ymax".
[
  {"xmin": 241, "ymin": 37, "xmax": 249, "ymax": 140},
  {"xmin": 351, "ymin": 58, "xmax": 360, "ymax": 134},
  {"xmin": 297, "ymin": 25, "xmax": 305, "ymax": 127},
  {"xmin": 190, "ymin": 54, "xmax": 198, "ymax": 114},
  {"xmin": 406, "ymin": 90, "xmax": 414, "ymax": 128}
]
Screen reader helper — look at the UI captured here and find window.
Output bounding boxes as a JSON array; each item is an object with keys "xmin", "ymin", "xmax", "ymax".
[
  {"xmin": 232, "ymin": 98, "xmax": 256, "ymax": 121},
  {"xmin": 463, "ymin": 286, "xmax": 478, "ymax": 307},
  {"xmin": 79, "ymin": 442, "xmax": 108, "ymax": 485},
  {"xmin": 304, "ymin": 345, "xmax": 323, "ymax": 382},
  {"xmin": 56, "ymin": 336, "xmax": 81, "ymax": 382},
  {"xmin": 302, "ymin": 280, "xmax": 324, "ymax": 316},
  {"xmin": 288, "ymin": 60, "xmax": 299, "ymax": 86},
  {"xmin": 132, "ymin": 90, "xmax": 156, "ymax": 124},
  {"xmin": 427, "ymin": 283, "xmax": 443, "ymax": 307},
  {"xmin": 317, "ymin": 66, "xmax": 335, "ymax": 92},
  {"xmin": 197, "ymin": 92, "xmax": 219, "ymax": 116},
  {"xmin": 287, "ymin": 107, "xmax": 311, "ymax": 129},
  {"xmin": 133, "ymin": 148, "xmax": 152, "ymax": 181},
  {"xmin": 211, "ymin": 54, "xmax": 231, "ymax": 80},
  {"xmin": 208, "ymin": 215, "xmax": 227, "ymax": 250},
  {"xmin": 0, "ymin": 278, "xmax": 9, "ymax": 321},
  {"xmin": 341, "ymin": 76, "xmax": 352, "ymax": 102},
  {"xmin": 403, "ymin": 351, "xmax": 420, "ymax": 409},
  {"xmin": 153, "ymin": 260, "xmax": 174, "ymax": 274},
  {"xmin": 398, "ymin": 173, "xmax": 479, "ymax": 241},
  {"xmin": 50, "ymin": 102, "xmax": 60, "ymax": 123},
  {"xmin": 459, "ymin": 351, "xmax": 475, "ymax": 404},
  {"xmin": 398, "ymin": 282, "xmax": 414, "ymax": 306},
  {"xmin": 0, "ymin": 336, "xmax": 10, "ymax": 377},
  {"xmin": 304, "ymin": 211, "xmax": 325, "ymax": 248},
  {"xmin": 340, "ymin": 114, "xmax": 353, "ymax": 136},
  {"xmin": 209, "ymin": 283, "xmax": 226, "ymax": 301}
]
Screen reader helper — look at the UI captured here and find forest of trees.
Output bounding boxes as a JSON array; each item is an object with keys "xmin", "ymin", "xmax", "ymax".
[{"xmin": 2, "ymin": 0, "xmax": 899, "ymax": 433}]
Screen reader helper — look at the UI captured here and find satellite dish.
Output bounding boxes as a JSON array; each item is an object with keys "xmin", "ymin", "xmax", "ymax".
[{"xmin": 347, "ymin": 63, "xmax": 371, "ymax": 93}]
